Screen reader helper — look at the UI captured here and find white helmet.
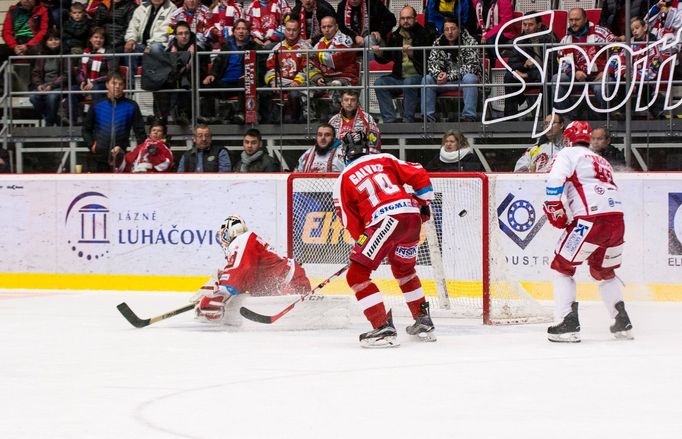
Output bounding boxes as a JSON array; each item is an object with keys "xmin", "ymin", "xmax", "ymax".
[{"xmin": 218, "ymin": 215, "xmax": 247, "ymax": 249}]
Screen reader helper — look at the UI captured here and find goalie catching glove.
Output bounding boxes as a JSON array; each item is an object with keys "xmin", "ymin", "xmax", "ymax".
[
  {"xmin": 543, "ymin": 200, "xmax": 568, "ymax": 229},
  {"xmin": 195, "ymin": 284, "xmax": 239, "ymax": 322}
]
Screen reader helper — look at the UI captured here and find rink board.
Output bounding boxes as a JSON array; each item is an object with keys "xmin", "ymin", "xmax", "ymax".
[{"xmin": 1, "ymin": 173, "xmax": 682, "ymax": 300}]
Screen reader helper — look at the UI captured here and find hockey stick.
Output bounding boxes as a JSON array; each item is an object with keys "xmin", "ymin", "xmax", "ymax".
[
  {"xmin": 117, "ymin": 285, "xmax": 213, "ymax": 328},
  {"xmin": 239, "ymin": 264, "xmax": 349, "ymax": 324}
]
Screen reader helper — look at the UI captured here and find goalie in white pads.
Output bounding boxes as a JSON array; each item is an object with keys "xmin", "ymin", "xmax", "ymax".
[
  {"xmin": 333, "ymin": 132, "xmax": 436, "ymax": 348},
  {"xmin": 195, "ymin": 216, "xmax": 312, "ymax": 322},
  {"xmin": 543, "ymin": 121, "xmax": 633, "ymax": 343}
]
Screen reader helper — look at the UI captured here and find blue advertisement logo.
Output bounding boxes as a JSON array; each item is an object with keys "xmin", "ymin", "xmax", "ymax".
[
  {"xmin": 64, "ymin": 191, "xmax": 111, "ymax": 261},
  {"xmin": 497, "ymin": 193, "xmax": 547, "ymax": 249}
]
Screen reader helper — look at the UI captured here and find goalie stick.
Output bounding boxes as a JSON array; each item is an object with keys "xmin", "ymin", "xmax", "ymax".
[
  {"xmin": 239, "ymin": 264, "xmax": 349, "ymax": 324},
  {"xmin": 117, "ymin": 286, "xmax": 213, "ymax": 328}
]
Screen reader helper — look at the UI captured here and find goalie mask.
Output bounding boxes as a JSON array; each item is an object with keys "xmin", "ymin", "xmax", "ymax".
[
  {"xmin": 343, "ymin": 131, "xmax": 369, "ymax": 163},
  {"xmin": 562, "ymin": 121, "xmax": 591, "ymax": 147},
  {"xmin": 218, "ymin": 216, "xmax": 247, "ymax": 249}
]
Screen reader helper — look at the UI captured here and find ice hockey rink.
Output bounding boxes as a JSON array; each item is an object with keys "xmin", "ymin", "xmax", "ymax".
[{"xmin": 1, "ymin": 290, "xmax": 681, "ymax": 439}]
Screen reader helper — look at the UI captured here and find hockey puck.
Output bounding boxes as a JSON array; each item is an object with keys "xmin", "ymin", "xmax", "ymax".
[{"xmin": 458, "ymin": 209, "xmax": 468, "ymax": 217}]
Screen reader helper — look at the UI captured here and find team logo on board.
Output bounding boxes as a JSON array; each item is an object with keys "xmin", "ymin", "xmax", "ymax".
[
  {"xmin": 64, "ymin": 191, "xmax": 111, "ymax": 261},
  {"xmin": 497, "ymin": 193, "xmax": 547, "ymax": 249},
  {"xmin": 668, "ymin": 193, "xmax": 682, "ymax": 255}
]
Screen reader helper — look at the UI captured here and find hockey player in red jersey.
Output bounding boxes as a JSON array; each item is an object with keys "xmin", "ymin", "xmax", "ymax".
[
  {"xmin": 543, "ymin": 121, "xmax": 633, "ymax": 343},
  {"xmin": 196, "ymin": 216, "xmax": 312, "ymax": 322},
  {"xmin": 333, "ymin": 132, "xmax": 435, "ymax": 348}
]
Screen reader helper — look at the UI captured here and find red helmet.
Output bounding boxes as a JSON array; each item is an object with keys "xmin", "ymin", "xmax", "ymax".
[{"xmin": 562, "ymin": 121, "xmax": 592, "ymax": 146}]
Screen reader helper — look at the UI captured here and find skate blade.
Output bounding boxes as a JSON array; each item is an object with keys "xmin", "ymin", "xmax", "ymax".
[
  {"xmin": 360, "ymin": 335, "xmax": 400, "ymax": 348},
  {"xmin": 612, "ymin": 330, "xmax": 634, "ymax": 340},
  {"xmin": 411, "ymin": 330, "xmax": 437, "ymax": 342},
  {"xmin": 547, "ymin": 332, "xmax": 581, "ymax": 343}
]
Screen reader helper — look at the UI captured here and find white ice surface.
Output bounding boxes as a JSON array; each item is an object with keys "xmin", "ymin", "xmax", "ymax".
[{"xmin": 1, "ymin": 291, "xmax": 681, "ymax": 439}]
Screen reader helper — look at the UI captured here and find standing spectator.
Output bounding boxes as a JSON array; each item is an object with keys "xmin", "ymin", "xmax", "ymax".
[
  {"xmin": 503, "ymin": 12, "xmax": 557, "ymax": 118},
  {"xmin": 156, "ymin": 21, "xmax": 197, "ymax": 125},
  {"xmin": 0, "ymin": 0, "xmax": 49, "ymax": 63},
  {"xmin": 82, "ymin": 71, "xmax": 146, "ymax": 172},
  {"xmin": 117, "ymin": 120, "xmax": 174, "ymax": 172},
  {"xmin": 124, "ymin": 0, "xmax": 177, "ymax": 72},
  {"xmin": 646, "ymin": 0, "xmax": 682, "ymax": 56},
  {"xmin": 202, "ymin": 19, "xmax": 262, "ymax": 124},
  {"xmin": 373, "ymin": 6, "xmax": 434, "ymax": 123},
  {"xmin": 514, "ymin": 113, "xmax": 565, "ymax": 172},
  {"xmin": 263, "ymin": 19, "xmax": 311, "ymax": 124},
  {"xmin": 289, "ymin": 0, "xmax": 335, "ymax": 44},
  {"xmin": 62, "ymin": 2, "xmax": 91, "ymax": 54},
  {"xmin": 422, "ymin": 17, "xmax": 481, "ymax": 122},
  {"xmin": 296, "ymin": 123, "xmax": 345, "ymax": 172},
  {"xmin": 208, "ymin": 0, "xmax": 242, "ymax": 48},
  {"xmin": 335, "ymin": 0, "xmax": 395, "ymax": 53},
  {"xmin": 590, "ymin": 127, "xmax": 626, "ymax": 170},
  {"xmin": 77, "ymin": 27, "xmax": 111, "ymax": 108},
  {"xmin": 328, "ymin": 89, "xmax": 381, "ymax": 154},
  {"xmin": 551, "ymin": 8, "xmax": 616, "ymax": 121},
  {"xmin": 169, "ymin": 0, "xmax": 214, "ymax": 50},
  {"xmin": 243, "ymin": 0, "xmax": 291, "ymax": 49},
  {"xmin": 425, "ymin": 129, "xmax": 483, "ymax": 171},
  {"xmin": 600, "ymin": 0, "xmax": 648, "ymax": 40},
  {"xmin": 308, "ymin": 16, "xmax": 359, "ymax": 119},
  {"xmin": 177, "ymin": 124, "xmax": 232, "ymax": 172},
  {"xmin": 30, "ymin": 30, "xmax": 72, "ymax": 127},
  {"xmin": 234, "ymin": 128, "xmax": 282, "ymax": 172},
  {"xmin": 425, "ymin": 0, "xmax": 474, "ymax": 35},
  {"xmin": 474, "ymin": 0, "xmax": 515, "ymax": 47},
  {"xmin": 92, "ymin": 0, "xmax": 137, "ymax": 57}
]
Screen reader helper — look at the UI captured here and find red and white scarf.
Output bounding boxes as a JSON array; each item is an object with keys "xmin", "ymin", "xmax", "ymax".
[
  {"xmin": 82, "ymin": 47, "xmax": 106, "ymax": 81},
  {"xmin": 299, "ymin": 4, "xmax": 320, "ymax": 40},
  {"xmin": 344, "ymin": 0, "xmax": 369, "ymax": 38}
]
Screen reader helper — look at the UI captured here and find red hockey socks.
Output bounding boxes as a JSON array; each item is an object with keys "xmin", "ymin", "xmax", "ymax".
[{"xmin": 347, "ymin": 261, "xmax": 387, "ymax": 328}]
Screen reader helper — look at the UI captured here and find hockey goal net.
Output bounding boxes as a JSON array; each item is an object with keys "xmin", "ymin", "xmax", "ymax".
[{"xmin": 287, "ymin": 173, "xmax": 551, "ymax": 324}]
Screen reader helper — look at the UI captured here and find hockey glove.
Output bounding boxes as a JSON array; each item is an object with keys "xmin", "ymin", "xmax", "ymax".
[
  {"xmin": 543, "ymin": 201, "xmax": 568, "ymax": 229},
  {"xmin": 420, "ymin": 204, "xmax": 431, "ymax": 223},
  {"xmin": 195, "ymin": 285, "xmax": 238, "ymax": 322}
]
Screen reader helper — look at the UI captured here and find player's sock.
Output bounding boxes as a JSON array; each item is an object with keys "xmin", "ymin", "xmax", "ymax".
[
  {"xmin": 547, "ymin": 301, "xmax": 581, "ymax": 343},
  {"xmin": 396, "ymin": 271, "xmax": 426, "ymax": 319},
  {"xmin": 348, "ymin": 262, "xmax": 386, "ymax": 328}
]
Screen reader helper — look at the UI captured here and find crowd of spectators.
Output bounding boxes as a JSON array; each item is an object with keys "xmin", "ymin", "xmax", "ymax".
[{"xmin": 0, "ymin": 0, "xmax": 678, "ymax": 173}]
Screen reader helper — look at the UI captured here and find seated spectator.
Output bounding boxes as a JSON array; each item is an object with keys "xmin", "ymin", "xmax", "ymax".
[
  {"xmin": 263, "ymin": 19, "xmax": 312, "ymax": 124},
  {"xmin": 608, "ymin": 17, "xmax": 664, "ymax": 119},
  {"xmin": 124, "ymin": 0, "xmax": 177, "ymax": 72},
  {"xmin": 76, "ymin": 26, "xmax": 112, "ymax": 109},
  {"xmin": 117, "ymin": 120, "xmax": 174, "ymax": 173},
  {"xmin": 0, "ymin": 0, "xmax": 49, "ymax": 64},
  {"xmin": 328, "ymin": 89, "xmax": 381, "ymax": 154},
  {"xmin": 646, "ymin": 0, "xmax": 682, "ymax": 55},
  {"xmin": 169, "ymin": 0, "xmax": 214, "ymax": 50},
  {"xmin": 600, "ymin": 0, "xmax": 648, "ymax": 41},
  {"xmin": 308, "ymin": 16, "xmax": 359, "ymax": 120},
  {"xmin": 296, "ymin": 123, "xmax": 345, "ymax": 172},
  {"xmin": 514, "ymin": 113, "xmax": 564, "ymax": 172},
  {"xmin": 425, "ymin": 129, "xmax": 483, "ymax": 171},
  {"xmin": 373, "ymin": 6, "xmax": 434, "ymax": 123},
  {"xmin": 590, "ymin": 127, "xmax": 626, "ymax": 170},
  {"xmin": 234, "ymin": 128, "xmax": 281, "ymax": 172},
  {"xmin": 503, "ymin": 12, "xmax": 557, "ymax": 118},
  {"xmin": 30, "ymin": 30, "xmax": 72, "ymax": 127},
  {"xmin": 336, "ymin": 0, "xmax": 395, "ymax": 56},
  {"xmin": 208, "ymin": 0, "xmax": 243, "ymax": 48},
  {"xmin": 289, "ymin": 0, "xmax": 336, "ymax": 44},
  {"xmin": 63, "ymin": 2, "xmax": 91, "ymax": 54},
  {"xmin": 202, "ymin": 19, "xmax": 261, "ymax": 124},
  {"xmin": 425, "ymin": 0, "xmax": 474, "ymax": 36},
  {"xmin": 156, "ymin": 21, "xmax": 197, "ymax": 125},
  {"xmin": 422, "ymin": 17, "xmax": 480, "ymax": 123},
  {"xmin": 82, "ymin": 72, "xmax": 146, "ymax": 172},
  {"xmin": 474, "ymin": 0, "xmax": 515, "ymax": 48},
  {"xmin": 177, "ymin": 124, "xmax": 232, "ymax": 172},
  {"xmin": 243, "ymin": 0, "xmax": 291, "ymax": 49},
  {"xmin": 93, "ymin": 0, "xmax": 137, "ymax": 57},
  {"xmin": 551, "ymin": 8, "xmax": 615, "ymax": 121},
  {"xmin": 0, "ymin": 148, "xmax": 10, "ymax": 173}
]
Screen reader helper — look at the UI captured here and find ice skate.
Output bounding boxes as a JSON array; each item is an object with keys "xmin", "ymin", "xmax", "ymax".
[
  {"xmin": 406, "ymin": 301, "xmax": 436, "ymax": 342},
  {"xmin": 360, "ymin": 310, "xmax": 399, "ymax": 348},
  {"xmin": 547, "ymin": 302, "xmax": 581, "ymax": 343},
  {"xmin": 610, "ymin": 301, "xmax": 634, "ymax": 340}
]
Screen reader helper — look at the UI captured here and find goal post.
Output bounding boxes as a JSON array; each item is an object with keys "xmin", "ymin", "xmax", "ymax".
[{"xmin": 287, "ymin": 173, "xmax": 550, "ymax": 324}]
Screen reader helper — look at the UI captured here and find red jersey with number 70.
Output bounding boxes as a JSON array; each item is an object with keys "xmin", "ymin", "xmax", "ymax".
[
  {"xmin": 545, "ymin": 145, "xmax": 622, "ymax": 219},
  {"xmin": 333, "ymin": 153, "xmax": 434, "ymax": 240}
]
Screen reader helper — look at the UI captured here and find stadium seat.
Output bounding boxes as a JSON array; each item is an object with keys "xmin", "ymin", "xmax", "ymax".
[
  {"xmin": 515, "ymin": 0, "xmax": 552, "ymax": 14},
  {"xmin": 558, "ymin": 0, "xmax": 599, "ymax": 11},
  {"xmin": 585, "ymin": 8, "xmax": 601, "ymax": 25}
]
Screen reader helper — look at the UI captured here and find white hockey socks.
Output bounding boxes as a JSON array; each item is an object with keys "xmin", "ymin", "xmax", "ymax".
[
  {"xmin": 553, "ymin": 274, "xmax": 577, "ymax": 321},
  {"xmin": 599, "ymin": 278, "xmax": 623, "ymax": 318}
]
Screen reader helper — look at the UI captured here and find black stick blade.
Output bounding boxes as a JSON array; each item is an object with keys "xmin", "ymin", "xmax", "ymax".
[
  {"xmin": 239, "ymin": 306, "xmax": 275, "ymax": 324},
  {"xmin": 117, "ymin": 302, "xmax": 151, "ymax": 328}
]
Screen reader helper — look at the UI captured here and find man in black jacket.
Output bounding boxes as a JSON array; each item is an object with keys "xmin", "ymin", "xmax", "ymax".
[
  {"xmin": 373, "ymin": 6, "xmax": 434, "ymax": 123},
  {"xmin": 177, "ymin": 124, "xmax": 232, "ymax": 172},
  {"xmin": 503, "ymin": 12, "xmax": 557, "ymax": 118},
  {"xmin": 289, "ymin": 0, "xmax": 336, "ymax": 44},
  {"xmin": 234, "ymin": 128, "xmax": 281, "ymax": 172},
  {"xmin": 590, "ymin": 127, "xmax": 626, "ymax": 170}
]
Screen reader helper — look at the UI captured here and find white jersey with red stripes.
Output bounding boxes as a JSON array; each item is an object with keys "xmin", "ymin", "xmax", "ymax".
[
  {"xmin": 545, "ymin": 145, "xmax": 622, "ymax": 219},
  {"xmin": 333, "ymin": 153, "xmax": 434, "ymax": 239},
  {"xmin": 219, "ymin": 231, "xmax": 300, "ymax": 294}
]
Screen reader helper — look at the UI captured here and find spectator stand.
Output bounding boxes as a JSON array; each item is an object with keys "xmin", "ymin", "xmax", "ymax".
[
  {"xmin": 515, "ymin": 0, "xmax": 553, "ymax": 14},
  {"xmin": 558, "ymin": 0, "xmax": 600, "ymax": 12}
]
